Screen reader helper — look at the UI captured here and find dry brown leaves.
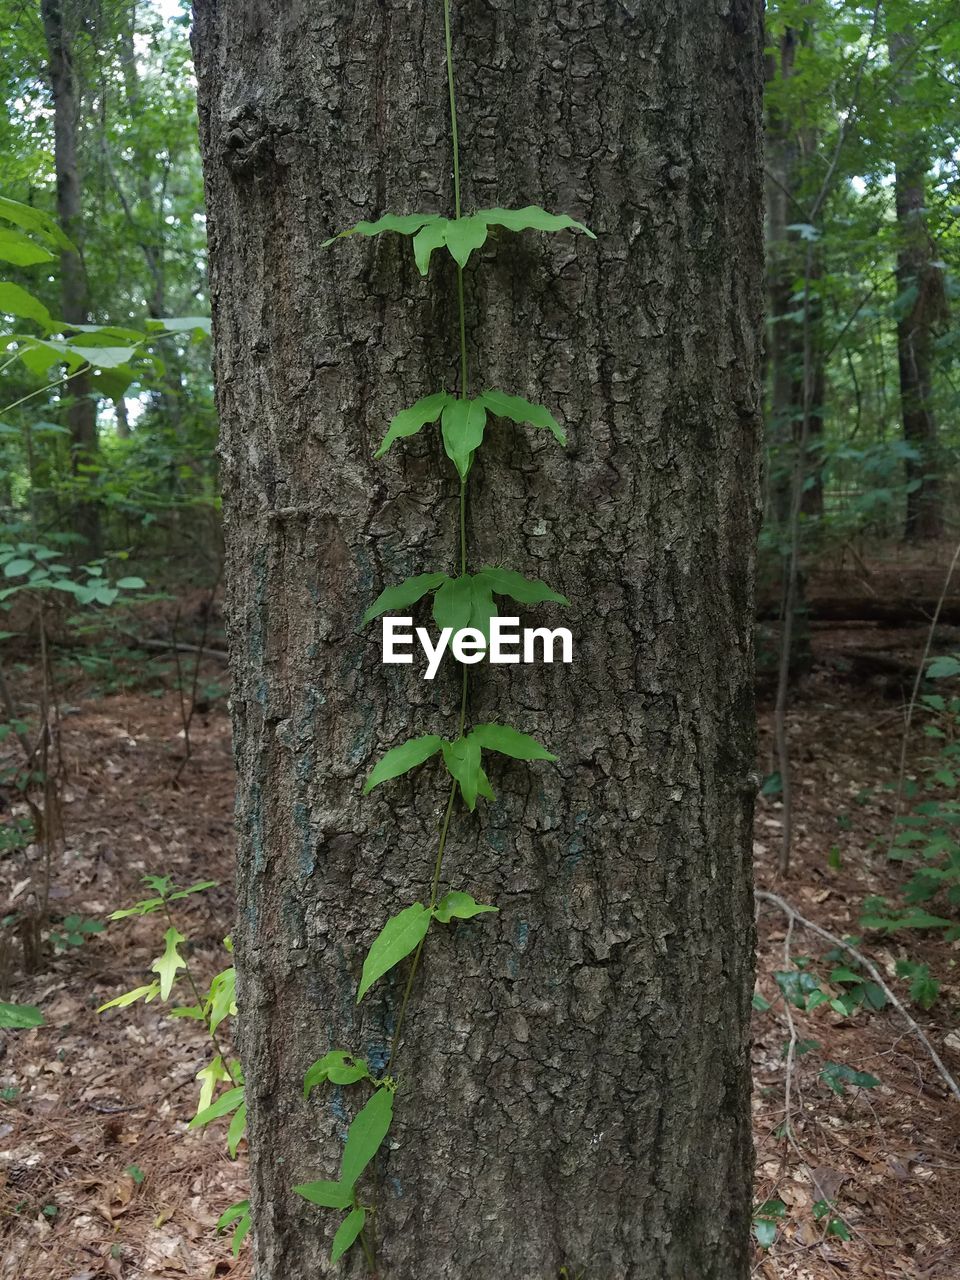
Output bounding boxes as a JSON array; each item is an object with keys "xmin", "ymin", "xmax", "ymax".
[{"xmin": 1, "ymin": 620, "xmax": 959, "ymax": 1278}]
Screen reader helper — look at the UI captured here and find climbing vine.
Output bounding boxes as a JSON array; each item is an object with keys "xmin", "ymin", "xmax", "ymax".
[{"xmin": 292, "ymin": 2, "xmax": 594, "ymax": 1268}]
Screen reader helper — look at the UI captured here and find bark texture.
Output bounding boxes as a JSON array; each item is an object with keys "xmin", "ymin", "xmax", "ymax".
[
  {"xmin": 888, "ymin": 28, "xmax": 947, "ymax": 543},
  {"xmin": 40, "ymin": 0, "xmax": 101, "ymax": 558},
  {"xmin": 193, "ymin": 3, "xmax": 764, "ymax": 1277}
]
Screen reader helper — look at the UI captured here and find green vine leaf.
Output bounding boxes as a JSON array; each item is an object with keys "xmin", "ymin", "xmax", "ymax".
[
  {"xmin": 432, "ymin": 575, "xmax": 474, "ymax": 631},
  {"xmin": 189, "ymin": 1084, "xmax": 245, "ymax": 1130},
  {"xmin": 362, "ymin": 573, "xmax": 449, "ymax": 626},
  {"xmin": 441, "ymin": 735, "xmax": 483, "ymax": 810},
  {"xmin": 357, "ymin": 904, "xmax": 432, "ymax": 1001},
  {"xmin": 469, "ymin": 576, "xmax": 497, "ymax": 644},
  {"xmin": 441, "ymin": 398, "xmax": 487, "ymax": 478},
  {"xmin": 479, "ymin": 205, "xmax": 595, "ymax": 238},
  {"xmin": 324, "ymin": 206, "xmax": 592, "ymax": 275},
  {"xmin": 341, "ymin": 1086, "xmax": 394, "ymax": 1186},
  {"xmin": 470, "ymin": 723, "xmax": 557, "ymax": 762},
  {"xmin": 331, "ymin": 1206, "xmax": 367, "ymax": 1263},
  {"xmin": 411, "ymin": 220, "xmax": 447, "ymax": 274},
  {"xmin": 376, "ymin": 392, "xmax": 452, "ymax": 459},
  {"xmin": 321, "ymin": 212, "xmax": 442, "ymax": 249},
  {"xmin": 364, "ymin": 735, "xmax": 444, "ymax": 793},
  {"xmin": 151, "ymin": 926, "xmax": 187, "ymax": 1000},
  {"xmin": 441, "ymin": 214, "xmax": 489, "ymax": 268},
  {"xmin": 304, "ymin": 1051, "xmax": 373, "ymax": 1098},
  {"xmin": 479, "ymin": 389, "xmax": 566, "ymax": 445},
  {"xmin": 474, "ymin": 566, "xmax": 568, "ymax": 607},
  {"xmin": 434, "ymin": 891, "xmax": 499, "ymax": 924},
  {"xmin": 293, "ymin": 1179, "xmax": 355, "ymax": 1210}
]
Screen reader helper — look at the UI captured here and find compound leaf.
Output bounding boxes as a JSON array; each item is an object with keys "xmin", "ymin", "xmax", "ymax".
[
  {"xmin": 363, "ymin": 573, "xmax": 448, "ymax": 625},
  {"xmin": 470, "ymin": 723, "xmax": 557, "ymax": 762},
  {"xmin": 357, "ymin": 905, "xmax": 432, "ymax": 1001},
  {"xmin": 364, "ymin": 735, "xmax": 443, "ymax": 793}
]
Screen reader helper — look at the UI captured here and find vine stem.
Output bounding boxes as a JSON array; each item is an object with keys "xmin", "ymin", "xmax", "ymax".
[
  {"xmin": 161, "ymin": 898, "xmax": 239, "ymax": 1088},
  {"xmin": 384, "ymin": 0, "xmax": 469, "ymax": 1079},
  {"xmin": 373, "ymin": 5, "xmax": 470, "ymax": 1266}
]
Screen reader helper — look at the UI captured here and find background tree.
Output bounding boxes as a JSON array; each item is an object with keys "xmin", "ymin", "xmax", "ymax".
[
  {"xmin": 193, "ymin": 1, "xmax": 764, "ymax": 1277},
  {"xmin": 887, "ymin": 20, "xmax": 949, "ymax": 541},
  {"xmin": 40, "ymin": 0, "xmax": 100, "ymax": 556}
]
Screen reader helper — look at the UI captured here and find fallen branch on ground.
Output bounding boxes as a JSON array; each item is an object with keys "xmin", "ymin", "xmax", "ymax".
[{"xmin": 756, "ymin": 888, "xmax": 960, "ymax": 1104}]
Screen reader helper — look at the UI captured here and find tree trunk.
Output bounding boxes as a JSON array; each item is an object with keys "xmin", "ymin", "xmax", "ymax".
[
  {"xmin": 888, "ymin": 28, "xmax": 946, "ymax": 542},
  {"xmin": 193, "ymin": 3, "xmax": 764, "ymax": 1278},
  {"xmin": 40, "ymin": 0, "xmax": 101, "ymax": 559}
]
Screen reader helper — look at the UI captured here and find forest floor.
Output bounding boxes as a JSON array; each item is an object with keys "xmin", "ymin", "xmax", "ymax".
[{"xmin": 2, "ymin": 606, "xmax": 960, "ymax": 1279}]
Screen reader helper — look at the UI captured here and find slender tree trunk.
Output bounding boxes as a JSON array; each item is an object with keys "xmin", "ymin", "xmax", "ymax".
[
  {"xmin": 40, "ymin": 0, "xmax": 101, "ymax": 559},
  {"xmin": 194, "ymin": 3, "xmax": 764, "ymax": 1277},
  {"xmin": 888, "ymin": 28, "xmax": 946, "ymax": 542}
]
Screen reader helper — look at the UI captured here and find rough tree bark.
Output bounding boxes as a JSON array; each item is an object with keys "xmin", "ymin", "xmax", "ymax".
[
  {"xmin": 888, "ymin": 27, "xmax": 947, "ymax": 542},
  {"xmin": 193, "ymin": 3, "xmax": 764, "ymax": 1277},
  {"xmin": 40, "ymin": 0, "xmax": 101, "ymax": 558}
]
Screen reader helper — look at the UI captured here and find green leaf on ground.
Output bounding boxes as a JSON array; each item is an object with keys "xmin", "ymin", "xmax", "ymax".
[{"xmin": 0, "ymin": 1001, "xmax": 44, "ymax": 1029}]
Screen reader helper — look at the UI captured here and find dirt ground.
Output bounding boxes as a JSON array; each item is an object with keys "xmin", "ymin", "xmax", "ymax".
[{"xmin": 2, "ymin": 620, "xmax": 959, "ymax": 1280}]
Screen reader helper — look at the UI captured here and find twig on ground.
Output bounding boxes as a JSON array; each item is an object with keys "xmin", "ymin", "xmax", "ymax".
[{"xmin": 756, "ymin": 888, "xmax": 960, "ymax": 1104}]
